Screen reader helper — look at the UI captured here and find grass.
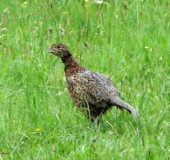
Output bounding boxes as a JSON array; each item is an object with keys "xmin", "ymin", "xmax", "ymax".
[{"xmin": 0, "ymin": 0, "xmax": 169, "ymax": 159}]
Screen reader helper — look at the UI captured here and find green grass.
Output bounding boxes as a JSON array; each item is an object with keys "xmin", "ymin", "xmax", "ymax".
[{"xmin": 0, "ymin": 0, "xmax": 170, "ymax": 159}]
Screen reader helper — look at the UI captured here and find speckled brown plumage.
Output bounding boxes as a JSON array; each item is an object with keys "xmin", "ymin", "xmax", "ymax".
[{"xmin": 48, "ymin": 43, "xmax": 138, "ymax": 122}]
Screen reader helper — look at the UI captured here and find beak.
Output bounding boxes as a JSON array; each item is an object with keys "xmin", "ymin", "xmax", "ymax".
[{"xmin": 48, "ymin": 47, "xmax": 54, "ymax": 53}]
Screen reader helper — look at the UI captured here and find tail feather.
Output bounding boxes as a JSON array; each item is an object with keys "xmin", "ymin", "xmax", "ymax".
[{"xmin": 112, "ymin": 97, "xmax": 138, "ymax": 120}]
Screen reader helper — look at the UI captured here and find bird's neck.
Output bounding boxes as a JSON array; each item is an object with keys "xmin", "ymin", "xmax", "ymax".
[{"xmin": 63, "ymin": 56, "xmax": 85, "ymax": 76}]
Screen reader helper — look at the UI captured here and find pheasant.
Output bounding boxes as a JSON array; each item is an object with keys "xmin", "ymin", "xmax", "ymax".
[{"xmin": 48, "ymin": 43, "xmax": 138, "ymax": 122}]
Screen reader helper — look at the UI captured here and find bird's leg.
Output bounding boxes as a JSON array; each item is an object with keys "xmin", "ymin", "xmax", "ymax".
[
  {"xmin": 90, "ymin": 115, "xmax": 100, "ymax": 124},
  {"xmin": 91, "ymin": 115, "xmax": 97, "ymax": 122}
]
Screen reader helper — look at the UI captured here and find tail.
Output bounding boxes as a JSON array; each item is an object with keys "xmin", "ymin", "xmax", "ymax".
[{"xmin": 112, "ymin": 96, "xmax": 138, "ymax": 120}]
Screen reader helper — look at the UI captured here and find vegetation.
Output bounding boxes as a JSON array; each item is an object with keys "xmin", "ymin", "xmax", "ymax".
[{"xmin": 0, "ymin": 0, "xmax": 169, "ymax": 159}]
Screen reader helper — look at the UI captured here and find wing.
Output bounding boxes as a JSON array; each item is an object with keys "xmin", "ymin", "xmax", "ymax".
[{"xmin": 66, "ymin": 70, "xmax": 120, "ymax": 106}]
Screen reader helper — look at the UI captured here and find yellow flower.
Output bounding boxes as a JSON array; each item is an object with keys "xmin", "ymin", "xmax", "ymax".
[{"xmin": 35, "ymin": 128, "xmax": 41, "ymax": 132}]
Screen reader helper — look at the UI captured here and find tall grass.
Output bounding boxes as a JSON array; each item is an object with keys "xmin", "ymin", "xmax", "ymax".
[{"xmin": 0, "ymin": 0, "xmax": 169, "ymax": 159}]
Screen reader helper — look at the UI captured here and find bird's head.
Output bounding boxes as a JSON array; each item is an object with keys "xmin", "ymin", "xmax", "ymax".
[{"xmin": 48, "ymin": 43, "xmax": 71, "ymax": 60}]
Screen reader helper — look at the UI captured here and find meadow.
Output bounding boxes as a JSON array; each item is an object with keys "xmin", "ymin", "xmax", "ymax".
[{"xmin": 0, "ymin": 0, "xmax": 169, "ymax": 159}]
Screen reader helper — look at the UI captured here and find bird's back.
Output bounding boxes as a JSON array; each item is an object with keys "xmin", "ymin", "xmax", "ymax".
[{"xmin": 66, "ymin": 69, "xmax": 120, "ymax": 111}]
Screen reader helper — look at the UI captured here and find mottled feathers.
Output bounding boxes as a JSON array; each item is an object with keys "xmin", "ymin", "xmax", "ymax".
[{"xmin": 48, "ymin": 43, "xmax": 138, "ymax": 122}]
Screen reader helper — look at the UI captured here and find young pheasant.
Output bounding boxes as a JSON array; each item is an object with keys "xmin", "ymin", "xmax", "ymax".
[{"xmin": 48, "ymin": 43, "xmax": 138, "ymax": 122}]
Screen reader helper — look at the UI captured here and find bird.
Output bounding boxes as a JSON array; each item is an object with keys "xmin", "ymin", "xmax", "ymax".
[{"xmin": 48, "ymin": 43, "xmax": 138, "ymax": 123}]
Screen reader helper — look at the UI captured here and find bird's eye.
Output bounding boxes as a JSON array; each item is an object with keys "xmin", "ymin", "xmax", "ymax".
[
  {"xmin": 57, "ymin": 45, "xmax": 61, "ymax": 49},
  {"xmin": 53, "ymin": 45, "xmax": 58, "ymax": 49}
]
